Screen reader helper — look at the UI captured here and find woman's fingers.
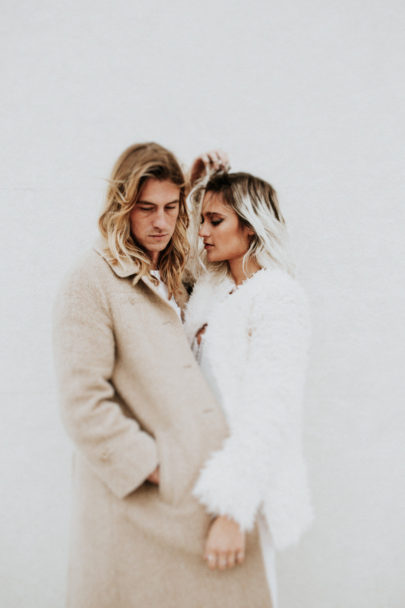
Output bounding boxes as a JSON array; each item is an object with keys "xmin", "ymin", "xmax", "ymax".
[
  {"xmin": 204, "ymin": 550, "xmax": 243, "ymax": 570},
  {"xmin": 214, "ymin": 149, "xmax": 230, "ymax": 169},
  {"xmin": 217, "ymin": 552, "xmax": 228, "ymax": 571},
  {"xmin": 205, "ymin": 149, "xmax": 231, "ymax": 171},
  {"xmin": 208, "ymin": 151, "xmax": 221, "ymax": 167},
  {"xmin": 226, "ymin": 550, "xmax": 236, "ymax": 569},
  {"xmin": 205, "ymin": 552, "xmax": 217, "ymax": 570},
  {"xmin": 190, "ymin": 150, "xmax": 231, "ymax": 185}
]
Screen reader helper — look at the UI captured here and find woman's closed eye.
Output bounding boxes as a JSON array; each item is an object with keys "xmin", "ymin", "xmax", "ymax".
[{"xmin": 200, "ymin": 216, "xmax": 223, "ymax": 226}]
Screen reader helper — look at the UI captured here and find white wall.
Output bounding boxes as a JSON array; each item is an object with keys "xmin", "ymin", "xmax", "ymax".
[{"xmin": 1, "ymin": 1, "xmax": 404, "ymax": 606}]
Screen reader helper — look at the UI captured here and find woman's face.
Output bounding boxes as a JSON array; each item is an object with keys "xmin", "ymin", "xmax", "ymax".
[{"xmin": 199, "ymin": 192, "xmax": 253, "ymax": 263}]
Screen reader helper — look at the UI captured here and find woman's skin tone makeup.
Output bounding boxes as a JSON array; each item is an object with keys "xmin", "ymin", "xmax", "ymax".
[{"xmin": 199, "ymin": 192, "xmax": 261, "ymax": 285}]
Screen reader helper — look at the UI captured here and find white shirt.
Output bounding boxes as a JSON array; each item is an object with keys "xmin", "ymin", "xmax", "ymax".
[{"xmin": 149, "ymin": 270, "xmax": 182, "ymax": 319}]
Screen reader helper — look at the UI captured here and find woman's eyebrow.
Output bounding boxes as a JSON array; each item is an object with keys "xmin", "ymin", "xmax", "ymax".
[{"xmin": 203, "ymin": 211, "xmax": 225, "ymax": 217}]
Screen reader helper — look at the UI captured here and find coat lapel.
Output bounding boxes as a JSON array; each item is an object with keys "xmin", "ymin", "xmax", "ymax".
[{"xmin": 93, "ymin": 235, "xmax": 188, "ymax": 314}]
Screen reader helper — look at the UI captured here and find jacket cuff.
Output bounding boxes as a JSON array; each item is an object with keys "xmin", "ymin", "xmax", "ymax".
[{"xmin": 191, "ymin": 446, "xmax": 263, "ymax": 531}]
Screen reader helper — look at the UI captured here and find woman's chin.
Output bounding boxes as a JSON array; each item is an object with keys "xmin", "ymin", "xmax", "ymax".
[{"xmin": 206, "ymin": 253, "xmax": 221, "ymax": 263}]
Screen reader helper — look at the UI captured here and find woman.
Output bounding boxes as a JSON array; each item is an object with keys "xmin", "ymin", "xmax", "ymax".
[
  {"xmin": 184, "ymin": 171, "xmax": 315, "ymax": 607},
  {"xmin": 53, "ymin": 143, "xmax": 274, "ymax": 608}
]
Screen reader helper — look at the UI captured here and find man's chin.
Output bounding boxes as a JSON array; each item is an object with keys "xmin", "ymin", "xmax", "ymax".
[
  {"xmin": 152, "ymin": 241, "xmax": 170, "ymax": 251},
  {"xmin": 145, "ymin": 239, "xmax": 171, "ymax": 256}
]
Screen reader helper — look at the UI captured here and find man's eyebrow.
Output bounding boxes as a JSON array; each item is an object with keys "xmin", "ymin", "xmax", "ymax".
[{"xmin": 137, "ymin": 199, "xmax": 179, "ymax": 205}]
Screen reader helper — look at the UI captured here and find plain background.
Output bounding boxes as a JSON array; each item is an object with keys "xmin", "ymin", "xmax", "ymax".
[{"xmin": 1, "ymin": 1, "xmax": 404, "ymax": 606}]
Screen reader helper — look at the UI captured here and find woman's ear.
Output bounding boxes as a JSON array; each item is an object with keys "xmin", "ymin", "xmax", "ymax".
[{"xmin": 240, "ymin": 221, "xmax": 255, "ymax": 239}]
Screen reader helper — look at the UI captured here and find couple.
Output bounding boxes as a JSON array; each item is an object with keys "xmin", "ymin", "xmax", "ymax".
[{"xmin": 53, "ymin": 142, "xmax": 313, "ymax": 608}]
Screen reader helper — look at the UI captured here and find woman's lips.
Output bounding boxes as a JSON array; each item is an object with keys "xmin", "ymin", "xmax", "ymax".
[{"xmin": 149, "ymin": 234, "xmax": 168, "ymax": 239}]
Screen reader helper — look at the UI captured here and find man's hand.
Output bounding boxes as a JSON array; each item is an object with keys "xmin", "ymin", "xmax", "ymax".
[
  {"xmin": 204, "ymin": 515, "xmax": 245, "ymax": 571},
  {"xmin": 147, "ymin": 465, "xmax": 160, "ymax": 485},
  {"xmin": 189, "ymin": 150, "xmax": 230, "ymax": 186}
]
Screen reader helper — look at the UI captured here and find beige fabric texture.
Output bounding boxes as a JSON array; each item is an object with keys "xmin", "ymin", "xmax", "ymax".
[{"xmin": 52, "ymin": 237, "xmax": 273, "ymax": 608}]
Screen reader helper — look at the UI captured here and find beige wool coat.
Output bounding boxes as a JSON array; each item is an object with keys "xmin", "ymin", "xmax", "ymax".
[{"xmin": 52, "ymin": 237, "xmax": 273, "ymax": 608}]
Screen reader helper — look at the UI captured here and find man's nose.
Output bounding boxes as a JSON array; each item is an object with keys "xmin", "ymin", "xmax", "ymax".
[{"xmin": 152, "ymin": 209, "xmax": 169, "ymax": 231}]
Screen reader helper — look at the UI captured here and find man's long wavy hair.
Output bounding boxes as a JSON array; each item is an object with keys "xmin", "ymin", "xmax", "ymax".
[{"xmin": 98, "ymin": 142, "xmax": 189, "ymax": 298}]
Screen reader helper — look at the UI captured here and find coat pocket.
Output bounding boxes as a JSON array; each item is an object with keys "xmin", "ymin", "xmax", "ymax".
[{"xmin": 155, "ymin": 432, "xmax": 206, "ymax": 508}]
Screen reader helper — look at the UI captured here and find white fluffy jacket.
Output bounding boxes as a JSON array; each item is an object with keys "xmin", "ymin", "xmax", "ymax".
[{"xmin": 184, "ymin": 267, "xmax": 314, "ymax": 551}]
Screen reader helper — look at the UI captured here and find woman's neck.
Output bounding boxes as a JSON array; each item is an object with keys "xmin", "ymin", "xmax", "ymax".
[{"xmin": 228, "ymin": 256, "xmax": 261, "ymax": 285}]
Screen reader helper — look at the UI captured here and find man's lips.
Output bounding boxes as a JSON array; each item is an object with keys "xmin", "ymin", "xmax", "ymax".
[{"xmin": 204, "ymin": 242, "xmax": 214, "ymax": 249}]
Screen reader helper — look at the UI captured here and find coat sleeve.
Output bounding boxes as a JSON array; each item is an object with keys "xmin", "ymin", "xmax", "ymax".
[
  {"xmin": 52, "ymin": 262, "xmax": 159, "ymax": 499},
  {"xmin": 191, "ymin": 272, "xmax": 310, "ymax": 531}
]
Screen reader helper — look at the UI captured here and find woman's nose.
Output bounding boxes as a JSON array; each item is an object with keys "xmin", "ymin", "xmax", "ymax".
[{"xmin": 199, "ymin": 223, "xmax": 210, "ymax": 238}]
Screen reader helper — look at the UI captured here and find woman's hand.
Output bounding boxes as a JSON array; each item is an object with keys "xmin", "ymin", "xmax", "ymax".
[
  {"xmin": 204, "ymin": 515, "xmax": 245, "ymax": 571},
  {"xmin": 195, "ymin": 323, "xmax": 207, "ymax": 345},
  {"xmin": 147, "ymin": 465, "xmax": 160, "ymax": 484},
  {"xmin": 189, "ymin": 150, "xmax": 230, "ymax": 186}
]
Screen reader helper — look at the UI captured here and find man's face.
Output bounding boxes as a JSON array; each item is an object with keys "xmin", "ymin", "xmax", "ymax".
[{"xmin": 130, "ymin": 178, "xmax": 180, "ymax": 267}]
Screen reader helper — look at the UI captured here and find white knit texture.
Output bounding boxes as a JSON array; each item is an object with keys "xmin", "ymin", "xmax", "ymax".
[{"xmin": 184, "ymin": 268, "xmax": 314, "ymax": 550}]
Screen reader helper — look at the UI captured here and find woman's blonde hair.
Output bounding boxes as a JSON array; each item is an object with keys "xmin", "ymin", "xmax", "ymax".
[
  {"xmin": 187, "ymin": 171, "xmax": 295, "ymax": 279},
  {"xmin": 98, "ymin": 142, "xmax": 189, "ymax": 297}
]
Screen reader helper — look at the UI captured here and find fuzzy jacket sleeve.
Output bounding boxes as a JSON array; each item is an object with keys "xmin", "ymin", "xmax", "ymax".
[
  {"xmin": 52, "ymin": 260, "xmax": 159, "ymax": 499},
  {"xmin": 191, "ymin": 271, "xmax": 310, "ymax": 531}
]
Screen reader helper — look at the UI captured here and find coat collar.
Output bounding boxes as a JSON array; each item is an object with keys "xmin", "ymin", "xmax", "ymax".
[
  {"xmin": 93, "ymin": 235, "xmax": 140, "ymax": 278},
  {"xmin": 92, "ymin": 235, "xmax": 188, "ymax": 312}
]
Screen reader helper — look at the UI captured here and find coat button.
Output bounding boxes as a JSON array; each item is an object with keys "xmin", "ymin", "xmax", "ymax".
[{"xmin": 100, "ymin": 449, "xmax": 112, "ymax": 462}]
